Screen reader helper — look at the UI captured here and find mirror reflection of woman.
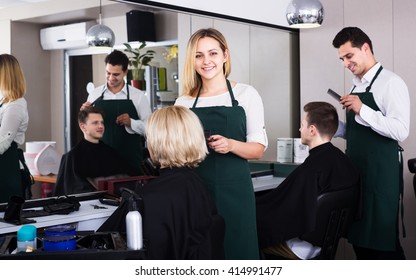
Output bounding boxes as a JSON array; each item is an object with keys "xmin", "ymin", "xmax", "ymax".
[
  {"xmin": 175, "ymin": 28, "xmax": 268, "ymax": 259},
  {"xmin": 0, "ymin": 54, "xmax": 29, "ymax": 203}
]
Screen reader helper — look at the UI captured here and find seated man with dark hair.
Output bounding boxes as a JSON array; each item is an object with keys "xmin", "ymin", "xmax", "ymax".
[
  {"xmin": 256, "ymin": 101, "xmax": 360, "ymax": 259},
  {"xmin": 54, "ymin": 106, "xmax": 136, "ymax": 195}
]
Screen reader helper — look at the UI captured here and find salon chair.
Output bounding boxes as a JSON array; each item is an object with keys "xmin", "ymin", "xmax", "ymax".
[
  {"xmin": 262, "ymin": 183, "xmax": 360, "ymax": 260},
  {"xmin": 300, "ymin": 185, "xmax": 360, "ymax": 259},
  {"xmin": 407, "ymin": 158, "xmax": 416, "ymax": 198}
]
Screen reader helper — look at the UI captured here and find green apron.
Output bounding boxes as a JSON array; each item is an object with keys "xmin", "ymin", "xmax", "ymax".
[
  {"xmin": 0, "ymin": 142, "xmax": 24, "ymax": 203},
  {"xmin": 346, "ymin": 66, "xmax": 400, "ymax": 251},
  {"xmin": 191, "ymin": 80, "xmax": 259, "ymax": 259},
  {"xmin": 94, "ymin": 85, "xmax": 143, "ymax": 175}
]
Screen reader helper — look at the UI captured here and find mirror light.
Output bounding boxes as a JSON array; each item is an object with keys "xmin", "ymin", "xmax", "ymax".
[
  {"xmin": 86, "ymin": 0, "xmax": 115, "ymax": 47},
  {"xmin": 286, "ymin": 0, "xmax": 324, "ymax": 29}
]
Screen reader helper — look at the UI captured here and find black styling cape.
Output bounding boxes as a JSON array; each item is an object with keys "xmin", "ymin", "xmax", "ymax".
[
  {"xmin": 99, "ymin": 167, "xmax": 224, "ymax": 260},
  {"xmin": 54, "ymin": 139, "xmax": 135, "ymax": 195},
  {"xmin": 256, "ymin": 142, "xmax": 360, "ymax": 249},
  {"xmin": 140, "ymin": 167, "xmax": 222, "ymax": 259}
]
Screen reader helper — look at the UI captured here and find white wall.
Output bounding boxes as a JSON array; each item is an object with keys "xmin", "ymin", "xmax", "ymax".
[
  {"xmin": 0, "ymin": 19, "xmax": 11, "ymax": 53},
  {"xmin": 11, "ymin": 22, "xmax": 52, "ymax": 143}
]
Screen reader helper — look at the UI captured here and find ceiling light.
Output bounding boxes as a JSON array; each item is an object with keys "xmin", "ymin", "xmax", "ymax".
[
  {"xmin": 86, "ymin": 0, "xmax": 115, "ymax": 47},
  {"xmin": 286, "ymin": 0, "xmax": 324, "ymax": 29}
]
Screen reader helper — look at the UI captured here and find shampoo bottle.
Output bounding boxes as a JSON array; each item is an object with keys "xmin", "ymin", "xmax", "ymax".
[{"xmin": 126, "ymin": 196, "xmax": 143, "ymax": 250}]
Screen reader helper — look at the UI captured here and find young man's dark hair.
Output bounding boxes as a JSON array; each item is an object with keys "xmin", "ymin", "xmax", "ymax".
[
  {"xmin": 78, "ymin": 106, "xmax": 105, "ymax": 124},
  {"xmin": 332, "ymin": 27, "xmax": 374, "ymax": 54},
  {"xmin": 304, "ymin": 101, "xmax": 338, "ymax": 137},
  {"xmin": 104, "ymin": 49, "xmax": 129, "ymax": 71}
]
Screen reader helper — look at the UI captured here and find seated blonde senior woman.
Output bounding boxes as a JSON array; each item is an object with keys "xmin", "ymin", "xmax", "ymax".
[{"xmin": 136, "ymin": 105, "xmax": 223, "ymax": 259}]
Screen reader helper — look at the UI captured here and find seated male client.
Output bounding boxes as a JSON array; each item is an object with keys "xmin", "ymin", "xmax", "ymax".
[
  {"xmin": 54, "ymin": 106, "xmax": 135, "ymax": 195},
  {"xmin": 256, "ymin": 101, "xmax": 360, "ymax": 259}
]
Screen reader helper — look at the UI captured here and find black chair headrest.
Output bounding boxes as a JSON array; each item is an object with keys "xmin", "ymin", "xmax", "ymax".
[{"xmin": 408, "ymin": 158, "xmax": 416, "ymax": 174}]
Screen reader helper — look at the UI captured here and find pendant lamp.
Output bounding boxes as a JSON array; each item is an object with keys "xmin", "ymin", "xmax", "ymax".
[
  {"xmin": 86, "ymin": 0, "xmax": 115, "ymax": 47},
  {"xmin": 286, "ymin": 0, "xmax": 324, "ymax": 29}
]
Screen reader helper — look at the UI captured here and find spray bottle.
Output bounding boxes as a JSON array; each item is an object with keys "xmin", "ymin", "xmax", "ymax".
[{"xmin": 125, "ymin": 195, "xmax": 143, "ymax": 250}]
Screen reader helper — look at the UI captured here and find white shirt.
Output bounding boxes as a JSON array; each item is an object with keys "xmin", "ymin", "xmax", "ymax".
[
  {"xmin": 87, "ymin": 83, "xmax": 152, "ymax": 135},
  {"xmin": 175, "ymin": 83, "xmax": 268, "ymax": 148},
  {"xmin": 337, "ymin": 63, "xmax": 410, "ymax": 142},
  {"xmin": 0, "ymin": 97, "xmax": 29, "ymax": 154},
  {"xmin": 286, "ymin": 237, "xmax": 321, "ymax": 260}
]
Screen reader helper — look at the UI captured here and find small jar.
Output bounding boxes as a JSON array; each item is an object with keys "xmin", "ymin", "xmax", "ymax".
[
  {"xmin": 43, "ymin": 235, "xmax": 77, "ymax": 251},
  {"xmin": 17, "ymin": 225, "xmax": 37, "ymax": 253},
  {"xmin": 44, "ymin": 225, "xmax": 76, "ymax": 236}
]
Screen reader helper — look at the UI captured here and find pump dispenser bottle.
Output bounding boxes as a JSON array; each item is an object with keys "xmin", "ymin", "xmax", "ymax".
[{"xmin": 126, "ymin": 196, "xmax": 143, "ymax": 250}]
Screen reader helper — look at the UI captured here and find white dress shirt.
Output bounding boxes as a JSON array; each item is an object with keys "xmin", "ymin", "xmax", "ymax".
[
  {"xmin": 336, "ymin": 63, "xmax": 410, "ymax": 142},
  {"xmin": 0, "ymin": 97, "xmax": 29, "ymax": 154}
]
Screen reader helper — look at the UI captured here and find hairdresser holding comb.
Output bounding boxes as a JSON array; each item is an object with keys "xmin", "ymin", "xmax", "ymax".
[{"xmin": 81, "ymin": 50, "xmax": 151, "ymax": 175}]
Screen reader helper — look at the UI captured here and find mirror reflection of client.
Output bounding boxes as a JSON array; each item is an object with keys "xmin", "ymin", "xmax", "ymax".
[
  {"xmin": 137, "ymin": 105, "xmax": 223, "ymax": 259},
  {"xmin": 54, "ymin": 106, "xmax": 136, "ymax": 195}
]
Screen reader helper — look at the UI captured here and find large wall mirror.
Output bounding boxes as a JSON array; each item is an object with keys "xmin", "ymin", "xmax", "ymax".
[{"xmin": 65, "ymin": 0, "xmax": 300, "ymax": 162}]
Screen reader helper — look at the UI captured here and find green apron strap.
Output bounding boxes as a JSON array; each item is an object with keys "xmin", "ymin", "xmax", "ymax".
[
  {"xmin": 226, "ymin": 79, "xmax": 239, "ymax": 107},
  {"xmin": 398, "ymin": 145, "xmax": 406, "ymax": 238},
  {"xmin": 192, "ymin": 79, "xmax": 236, "ymax": 108}
]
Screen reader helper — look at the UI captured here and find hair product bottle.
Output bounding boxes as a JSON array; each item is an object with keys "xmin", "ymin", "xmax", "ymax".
[
  {"xmin": 17, "ymin": 225, "xmax": 37, "ymax": 253},
  {"xmin": 126, "ymin": 196, "xmax": 143, "ymax": 250}
]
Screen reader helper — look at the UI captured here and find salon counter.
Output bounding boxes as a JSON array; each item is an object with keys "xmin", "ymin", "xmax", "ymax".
[
  {"xmin": 0, "ymin": 199, "xmax": 117, "ymax": 235},
  {"xmin": 252, "ymin": 175, "xmax": 284, "ymax": 192}
]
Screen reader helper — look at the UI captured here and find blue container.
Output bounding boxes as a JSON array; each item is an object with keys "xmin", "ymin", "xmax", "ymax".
[
  {"xmin": 44, "ymin": 225, "xmax": 76, "ymax": 236},
  {"xmin": 43, "ymin": 235, "xmax": 77, "ymax": 251}
]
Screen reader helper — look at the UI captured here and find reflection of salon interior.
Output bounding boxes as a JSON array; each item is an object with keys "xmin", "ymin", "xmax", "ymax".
[{"xmin": 85, "ymin": 44, "xmax": 179, "ymax": 112}]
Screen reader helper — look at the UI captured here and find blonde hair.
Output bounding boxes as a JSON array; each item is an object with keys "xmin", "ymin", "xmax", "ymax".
[
  {"xmin": 182, "ymin": 28, "xmax": 232, "ymax": 97},
  {"xmin": 0, "ymin": 54, "xmax": 26, "ymax": 103},
  {"xmin": 145, "ymin": 105, "xmax": 208, "ymax": 168}
]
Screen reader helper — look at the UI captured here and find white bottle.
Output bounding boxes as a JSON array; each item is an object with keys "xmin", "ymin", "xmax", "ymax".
[{"xmin": 126, "ymin": 196, "xmax": 143, "ymax": 250}]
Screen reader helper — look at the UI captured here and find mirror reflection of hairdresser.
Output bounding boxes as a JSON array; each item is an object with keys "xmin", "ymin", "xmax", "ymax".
[
  {"xmin": 0, "ymin": 54, "xmax": 29, "ymax": 203},
  {"xmin": 81, "ymin": 50, "xmax": 152, "ymax": 175}
]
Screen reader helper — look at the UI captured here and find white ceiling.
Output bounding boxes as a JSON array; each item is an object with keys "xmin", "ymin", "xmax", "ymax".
[
  {"xmin": 0, "ymin": 0, "xmax": 156, "ymax": 25},
  {"xmin": 0, "ymin": 0, "xmax": 49, "ymax": 10}
]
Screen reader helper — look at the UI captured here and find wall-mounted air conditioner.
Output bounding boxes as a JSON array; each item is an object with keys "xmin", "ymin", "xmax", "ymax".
[{"xmin": 40, "ymin": 22, "xmax": 95, "ymax": 50}]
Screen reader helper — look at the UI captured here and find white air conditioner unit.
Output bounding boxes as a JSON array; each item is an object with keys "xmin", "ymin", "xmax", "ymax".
[{"xmin": 40, "ymin": 22, "xmax": 95, "ymax": 50}]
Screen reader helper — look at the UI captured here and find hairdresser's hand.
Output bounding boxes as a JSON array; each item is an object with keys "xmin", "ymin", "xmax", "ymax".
[
  {"xmin": 208, "ymin": 134, "xmax": 234, "ymax": 154},
  {"xmin": 116, "ymin": 113, "xmax": 131, "ymax": 127},
  {"xmin": 340, "ymin": 94, "xmax": 362, "ymax": 115},
  {"xmin": 80, "ymin": 101, "xmax": 92, "ymax": 111}
]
